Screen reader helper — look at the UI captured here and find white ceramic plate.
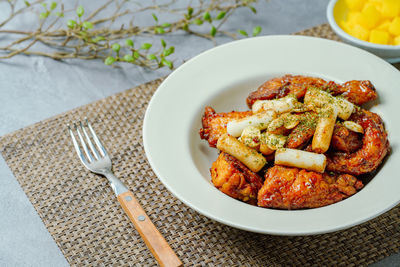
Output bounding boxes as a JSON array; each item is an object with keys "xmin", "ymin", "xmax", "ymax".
[{"xmin": 143, "ymin": 35, "xmax": 400, "ymax": 235}]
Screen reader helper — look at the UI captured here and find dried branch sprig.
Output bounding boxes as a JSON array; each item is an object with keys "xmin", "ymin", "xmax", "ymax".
[{"xmin": 0, "ymin": 0, "xmax": 262, "ymax": 69}]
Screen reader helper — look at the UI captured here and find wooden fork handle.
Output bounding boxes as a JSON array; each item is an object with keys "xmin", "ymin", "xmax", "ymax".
[{"xmin": 117, "ymin": 191, "xmax": 182, "ymax": 267}]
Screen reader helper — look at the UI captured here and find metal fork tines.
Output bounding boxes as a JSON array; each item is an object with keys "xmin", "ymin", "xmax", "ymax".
[{"xmin": 68, "ymin": 119, "xmax": 128, "ymax": 195}]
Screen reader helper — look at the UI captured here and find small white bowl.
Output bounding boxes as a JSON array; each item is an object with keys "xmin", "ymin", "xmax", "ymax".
[{"xmin": 327, "ymin": 0, "xmax": 400, "ymax": 63}]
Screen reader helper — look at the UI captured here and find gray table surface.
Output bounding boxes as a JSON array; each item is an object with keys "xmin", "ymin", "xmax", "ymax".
[{"xmin": 0, "ymin": 1, "xmax": 399, "ymax": 266}]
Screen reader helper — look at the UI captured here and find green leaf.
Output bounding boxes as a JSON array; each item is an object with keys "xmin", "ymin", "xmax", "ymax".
[
  {"xmin": 161, "ymin": 58, "xmax": 173, "ymax": 69},
  {"xmin": 238, "ymin": 29, "xmax": 248, "ymax": 37},
  {"xmin": 93, "ymin": 36, "xmax": 105, "ymax": 42},
  {"xmin": 160, "ymin": 39, "xmax": 166, "ymax": 48},
  {"xmin": 76, "ymin": 5, "xmax": 84, "ymax": 18},
  {"xmin": 203, "ymin": 11, "xmax": 211, "ymax": 22},
  {"xmin": 39, "ymin": 11, "xmax": 49, "ymax": 19},
  {"xmin": 163, "ymin": 46, "xmax": 175, "ymax": 57},
  {"xmin": 104, "ymin": 56, "xmax": 115, "ymax": 65},
  {"xmin": 55, "ymin": 12, "xmax": 64, "ymax": 17},
  {"xmin": 50, "ymin": 2, "xmax": 57, "ymax": 10},
  {"xmin": 161, "ymin": 23, "xmax": 171, "ymax": 28},
  {"xmin": 112, "ymin": 43, "xmax": 121, "ymax": 53},
  {"xmin": 82, "ymin": 21, "xmax": 93, "ymax": 29},
  {"xmin": 249, "ymin": 6, "xmax": 257, "ymax": 14},
  {"xmin": 210, "ymin": 26, "xmax": 217, "ymax": 37},
  {"xmin": 78, "ymin": 31, "xmax": 88, "ymax": 38},
  {"xmin": 123, "ymin": 54, "xmax": 134, "ymax": 62},
  {"xmin": 182, "ymin": 24, "xmax": 189, "ymax": 31},
  {"xmin": 141, "ymin": 43, "xmax": 152, "ymax": 50},
  {"xmin": 133, "ymin": 51, "xmax": 140, "ymax": 59},
  {"xmin": 41, "ymin": 2, "xmax": 47, "ymax": 8},
  {"xmin": 125, "ymin": 39, "xmax": 134, "ymax": 47},
  {"xmin": 155, "ymin": 27, "xmax": 165, "ymax": 34},
  {"xmin": 187, "ymin": 6, "xmax": 193, "ymax": 17},
  {"xmin": 67, "ymin": 19, "xmax": 77, "ymax": 29},
  {"xmin": 152, "ymin": 13, "xmax": 158, "ymax": 23},
  {"xmin": 193, "ymin": 19, "xmax": 203, "ymax": 25},
  {"xmin": 24, "ymin": 1, "xmax": 30, "ymax": 7},
  {"xmin": 147, "ymin": 54, "xmax": 157, "ymax": 60},
  {"xmin": 216, "ymin": 11, "xmax": 226, "ymax": 20},
  {"xmin": 252, "ymin": 26, "xmax": 262, "ymax": 36}
]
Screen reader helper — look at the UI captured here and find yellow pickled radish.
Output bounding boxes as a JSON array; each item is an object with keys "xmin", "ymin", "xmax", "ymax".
[
  {"xmin": 394, "ymin": 35, "xmax": 400, "ymax": 45},
  {"xmin": 360, "ymin": 4, "xmax": 381, "ymax": 29},
  {"xmin": 389, "ymin": 36, "xmax": 394, "ymax": 45},
  {"xmin": 369, "ymin": 29, "xmax": 390, "ymax": 44},
  {"xmin": 368, "ymin": 0, "xmax": 383, "ymax": 10},
  {"xmin": 381, "ymin": 0, "xmax": 400, "ymax": 18},
  {"xmin": 347, "ymin": 11, "xmax": 362, "ymax": 25},
  {"xmin": 389, "ymin": 17, "xmax": 400, "ymax": 36},
  {"xmin": 345, "ymin": 0, "xmax": 364, "ymax": 11},
  {"xmin": 354, "ymin": 15, "xmax": 371, "ymax": 29},
  {"xmin": 340, "ymin": 21, "xmax": 352, "ymax": 33},
  {"xmin": 349, "ymin": 24, "xmax": 369, "ymax": 41},
  {"xmin": 340, "ymin": 0, "xmax": 400, "ymax": 45},
  {"xmin": 376, "ymin": 20, "xmax": 391, "ymax": 31}
]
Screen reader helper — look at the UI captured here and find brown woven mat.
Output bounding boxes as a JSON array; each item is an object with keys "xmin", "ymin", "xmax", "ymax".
[{"xmin": 1, "ymin": 24, "xmax": 400, "ymax": 267}]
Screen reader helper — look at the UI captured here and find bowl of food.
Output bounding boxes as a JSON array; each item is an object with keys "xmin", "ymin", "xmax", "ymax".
[
  {"xmin": 327, "ymin": 0, "xmax": 400, "ymax": 62},
  {"xmin": 143, "ymin": 35, "xmax": 400, "ymax": 235}
]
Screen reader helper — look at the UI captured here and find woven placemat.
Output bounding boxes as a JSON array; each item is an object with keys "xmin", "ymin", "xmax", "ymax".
[{"xmin": 1, "ymin": 24, "xmax": 400, "ymax": 267}]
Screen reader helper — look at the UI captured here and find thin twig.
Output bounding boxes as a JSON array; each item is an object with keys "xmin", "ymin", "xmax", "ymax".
[
  {"xmin": 0, "ymin": 0, "xmax": 44, "ymax": 28},
  {"xmin": 85, "ymin": 0, "xmax": 114, "ymax": 21},
  {"xmin": 0, "ymin": 0, "xmax": 260, "ymax": 69}
]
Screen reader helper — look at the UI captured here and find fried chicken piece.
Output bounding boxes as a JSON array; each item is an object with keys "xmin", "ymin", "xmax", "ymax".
[
  {"xmin": 199, "ymin": 106, "xmax": 252, "ymax": 148},
  {"xmin": 327, "ymin": 109, "xmax": 389, "ymax": 176},
  {"xmin": 246, "ymin": 75, "xmax": 329, "ymax": 107},
  {"xmin": 246, "ymin": 74, "xmax": 377, "ymax": 107},
  {"xmin": 211, "ymin": 152, "xmax": 263, "ymax": 204},
  {"xmin": 335, "ymin": 80, "xmax": 378, "ymax": 106},
  {"xmin": 331, "ymin": 124, "xmax": 363, "ymax": 153},
  {"xmin": 286, "ymin": 112, "xmax": 317, "ymax": 149},
  {"xmin": 287, "ymin": 121, "xmax": 363, "ymax": 152},
  {"xmin": 257, "ymin": 166, "xmax": 363, "ymax": 209}
]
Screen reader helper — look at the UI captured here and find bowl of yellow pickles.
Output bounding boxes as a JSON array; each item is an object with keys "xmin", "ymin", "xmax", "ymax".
[{"xmin": 327, "ymin": 0, "xmax": 400, "ymax": 62}]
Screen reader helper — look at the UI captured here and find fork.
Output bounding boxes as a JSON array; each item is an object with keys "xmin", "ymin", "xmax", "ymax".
[{"xmin": 68, "ymin": 119, "xmax": 182, "ymax": 267}]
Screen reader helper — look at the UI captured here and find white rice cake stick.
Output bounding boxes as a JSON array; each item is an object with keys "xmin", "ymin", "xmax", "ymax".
[
  {"xmin": 312, "ymin": 105, "xmax": 338, "ymax": 154},
  {"xmin": 217, "ymin": 133, "xmax": 266, "ymax": 172},
  {"xmin": 275, "ymin": 148, "xmax": 327, "ymax": 173},
  {"xmin": 252, "ymin": 95, "xmax": 298, "ymax": 114},
  {"xmin": 227, "ymin": 110, "xmax": 275, "ymax": 137}
]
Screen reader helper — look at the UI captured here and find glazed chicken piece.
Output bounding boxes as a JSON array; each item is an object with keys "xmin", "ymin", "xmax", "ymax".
[
  {"xmin": 199, "ymin": 106, "xmax": 252, "ymax": 147},
  {"xmin": 287, "ymin": 121, "xmax": 363, "ymax": 152},
  {"xmin": 334, "ymin": 80, "xmax": 378, "ymax": 106},
  {"xmin": 286, "ymin": 112, "xmax": 318, "ymax": 149},
  {"xmin": 257, "ymin": 166, "xmax": 363, "ymax": 209},
  {"xmin": 330, "ymin": 124, "xmax": 363, "ymax": 153},
  {"xmin": 246, "ymin": 74, "xmax": 377, "ymax": 107},
  {"xmin": 327, "ymin": 109, "xmax": 389, "ymax": 176},
  {"xmin": 211, "ymin": 152, "xmax": 263, "ymax": 205},
  {"xmin": 246, "ymin": 75, "xmax": 330, "ymax": 107}
]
